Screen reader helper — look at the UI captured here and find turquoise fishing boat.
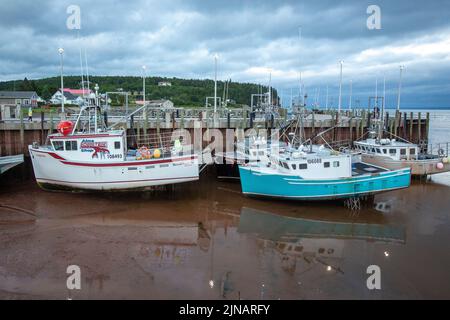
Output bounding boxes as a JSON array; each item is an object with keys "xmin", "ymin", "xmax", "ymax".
[{"xmin": 238, "ymin": 144, "xmax": 411, "ymax": 201}]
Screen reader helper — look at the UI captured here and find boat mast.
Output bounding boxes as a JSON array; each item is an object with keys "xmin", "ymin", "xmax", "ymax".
[
  {"xmin": 397, "ymin": 65, "xmax": 404, "ymax": 111},
  {"xmin": 338, "ymin": 60, "xmax": 343, "ymax": 115},
  {"xmin": 379, "ymin": 76, "xmax": 386, "ymax": 139},
  {"xmin": 349, "ymin": 80, "xmax": 352, "ymax": 111}
]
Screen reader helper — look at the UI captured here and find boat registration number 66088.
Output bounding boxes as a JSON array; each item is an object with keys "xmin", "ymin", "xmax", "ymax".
[{"xmin": 307, "ymin": 158, "xmax": 322, "ymax": 164}]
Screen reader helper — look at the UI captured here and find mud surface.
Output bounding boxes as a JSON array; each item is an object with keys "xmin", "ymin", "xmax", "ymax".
[{"xmin": 1, "ymin": 166, "xmax": 450, "ymax": 299}]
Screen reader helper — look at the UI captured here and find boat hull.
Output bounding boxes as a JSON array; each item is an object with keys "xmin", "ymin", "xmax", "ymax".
[
  {"xmin": 361, "ymin": 154, "xmax": 450, "ymax": 176},
  {"xmin": 0, "ymin": 154, "xmax": 24, "ymax": 175},
  {"xmin": 238, "ymin": 165, "xmax": 411, "ymax": 200},
  {"xmin": 29, "ymin": 146, "xmax": 199, "ymax": 191}
]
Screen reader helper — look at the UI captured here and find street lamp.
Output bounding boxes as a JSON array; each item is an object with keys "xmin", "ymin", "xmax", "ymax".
[
  {"xmin": 142, "ymin": 65, "xmax": 147, "ymax": 107},
  {"xmin": 397, "ymin": 65, "xmax": 404, "ymax": 111},
  {"xmin": 58, "ymin": 48, "xmax": 65, "ymax": 115}
]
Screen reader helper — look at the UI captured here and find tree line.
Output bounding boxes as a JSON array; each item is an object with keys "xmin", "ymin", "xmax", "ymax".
[{"xmin": 0, "ymin": 76, "xmax": 277, "ymax": 108}]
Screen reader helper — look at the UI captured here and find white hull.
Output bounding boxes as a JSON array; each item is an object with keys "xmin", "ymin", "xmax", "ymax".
[
  {"xmin": 361, "ymin": 154, "xmax": 450, "ymax": 176},
  {"xmin": 29, "ymin": 146, "xmax": 199, "ymax": 191},
  {"xmin": 0, "ymin": 154, "xmax": 24, "ymax": 175}
]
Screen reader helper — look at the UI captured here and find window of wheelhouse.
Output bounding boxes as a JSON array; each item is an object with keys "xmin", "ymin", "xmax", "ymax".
[
  {"xmin": 52, "ymin": 140, "xmax": 64, "ymax": 151},
  {"xmin": 410, "ymin": 148, "xmax": 416, "ymax": 155},
  {"xmin": 65, "ymin": 140, "xmax": 77, "ymax": 151},
  {"xmin": 389, "ymin": 149, "xmax": 396, "ymax": 155},
  {"xmin": 114, "ymin": 141, "xmax": 121, "ymax": 149},
  {"xmin": 400, "ymin": 149, "xmax": 407, "ymax": 155}
]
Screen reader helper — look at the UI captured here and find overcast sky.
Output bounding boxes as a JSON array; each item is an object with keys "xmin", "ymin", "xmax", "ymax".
[{"xmin": 1, "ymin": 0, "xmax": 449, "ymax": 108}]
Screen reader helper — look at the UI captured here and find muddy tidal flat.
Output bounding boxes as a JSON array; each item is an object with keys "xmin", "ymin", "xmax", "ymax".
[{"xmin": 1, "ymin": 167, "xmax": 450, "ymax": 299}]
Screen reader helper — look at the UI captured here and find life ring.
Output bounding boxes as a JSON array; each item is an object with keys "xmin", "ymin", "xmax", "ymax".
[{"xmin": 138, "ymin": 146, "xmax": 151, "ymax": 159}]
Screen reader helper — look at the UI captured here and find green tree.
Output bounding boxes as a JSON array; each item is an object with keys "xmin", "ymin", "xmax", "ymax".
[{"xmin": 40, "ymin": 85, "xmax": 52, "ymax": 100}]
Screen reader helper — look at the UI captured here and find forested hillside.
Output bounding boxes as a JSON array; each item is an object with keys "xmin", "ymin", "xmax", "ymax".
[{"xmin": 0, "ymin": 76, "xmax": 277, "ymax": 107}]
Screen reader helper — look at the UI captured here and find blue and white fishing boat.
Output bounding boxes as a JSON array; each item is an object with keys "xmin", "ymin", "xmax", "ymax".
[{"xmin": 238, "ymin": 143, "xmax": 411, "ymax": 201}]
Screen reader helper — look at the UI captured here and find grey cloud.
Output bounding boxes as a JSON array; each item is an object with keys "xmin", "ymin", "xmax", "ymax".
[{"xmin": 0, "ymin": 0, "xmax": 449, "ymax": 107}]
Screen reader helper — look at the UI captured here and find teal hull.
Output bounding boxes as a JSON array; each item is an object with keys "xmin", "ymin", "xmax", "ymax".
[{"xmin": 238, "ymin": 166, "xmax": 411, "ymax": 200}]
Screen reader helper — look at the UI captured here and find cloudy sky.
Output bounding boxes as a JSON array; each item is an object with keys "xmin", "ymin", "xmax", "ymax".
[{"xmin": 1, "ymin": 0, "xmax": 450, "ymax": 108}]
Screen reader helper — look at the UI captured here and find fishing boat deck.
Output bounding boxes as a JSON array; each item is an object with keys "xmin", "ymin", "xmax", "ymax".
[{"xmin": 352, "ymin": 162, "xmax": 388, "ymax": 176}]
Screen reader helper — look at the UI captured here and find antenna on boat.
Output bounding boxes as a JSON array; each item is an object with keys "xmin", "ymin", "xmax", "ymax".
[
  {"xmin": 290, "ymin": 88, "xmax": 293, "ymax": 109},
  {"xmin": 298, "ymin": 26, "xmax": 303, "ymax": 107},
  {"xmin": 84, "ymin": 48, "xmax": 91, "ymax": 103},
  {"xmin": 268, "ymin": 70, "xmax": 272, "ymax": 106},
  {"xmin": 375, "ymin": 77, "xmax": 378, "ymax": 111},
  {"xmin": 77, "ymin": 31, "xmax": 85, "ymax": 101},
  {"xmin": 58, "ymin": 47, "xmax": 65, "ymax": 117},
  {"xmin": 325, "ymin": 85, "xmax": 329, "ymax": 110}
]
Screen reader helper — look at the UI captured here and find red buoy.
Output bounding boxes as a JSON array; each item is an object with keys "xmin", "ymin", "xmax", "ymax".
[{"xmin": 57, "ymin": 121, "xmax": 73, "ymax": 136}]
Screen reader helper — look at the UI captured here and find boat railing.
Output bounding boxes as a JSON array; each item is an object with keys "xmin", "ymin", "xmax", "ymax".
[
  {"xmin": 421, "ymin": 142, "xmax": 450, "ymax": 157},
  {"xmin": 127, "ymin": 130, "xmax": 194, "ymax": 155}
]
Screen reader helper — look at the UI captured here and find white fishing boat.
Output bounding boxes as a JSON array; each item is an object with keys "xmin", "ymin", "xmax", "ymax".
[
  {"xmin": 28, "ymin": 105, "xmax": 199, "ymax": 191},
  {"xmin": 0, "ymin": 154, "xmax": 24, "ymax": 175},
  {"xmin": 354, "ymin": 133, "xmax": 450, "ymax": 176}
]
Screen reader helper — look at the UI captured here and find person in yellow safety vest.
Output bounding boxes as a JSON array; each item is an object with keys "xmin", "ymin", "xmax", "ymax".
[
  {"xmin": 174, "ymin": 138, "xmax": 182, "ymax": 155},
  {"xmin": 28, "ymin": 107, "xmax": 33, "ymax": 122}
]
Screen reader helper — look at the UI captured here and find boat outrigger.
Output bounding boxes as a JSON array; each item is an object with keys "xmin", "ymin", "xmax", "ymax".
[{"xmin": 29, "ymin": 104, "xmax": 199, "ymax": 191}]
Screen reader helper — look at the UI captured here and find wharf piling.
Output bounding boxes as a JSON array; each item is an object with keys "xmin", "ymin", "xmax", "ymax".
[{"xmin": 0, "ymin": 108, "xmax": 430, "ymax": 157}]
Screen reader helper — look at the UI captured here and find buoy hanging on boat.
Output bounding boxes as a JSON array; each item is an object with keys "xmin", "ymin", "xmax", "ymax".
[
  {"xmin": 57, "ymin": 121, "xmax": 73, "ymax": 136},
  {"xmin": 443, "ymin": 157, "xmax": 449, "ymax": 164},
  {"xmin": 436, "ymin": 162, "xmax": 444, "ymax": 170},
  {"xmin": 138, "ymin": 146, "xmax": 151, "ymax": 160},
  {"xmin": 153, "ymin": 149, "xmax": 161, "ymax": 158}
]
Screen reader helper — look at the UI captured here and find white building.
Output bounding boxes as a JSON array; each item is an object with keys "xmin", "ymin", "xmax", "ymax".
[{"xmin": 50, "ymin": 90, "xmax": 84, "ymax": 106}]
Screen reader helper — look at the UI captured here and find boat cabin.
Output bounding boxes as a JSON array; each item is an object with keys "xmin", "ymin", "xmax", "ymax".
[
  {"xmin": 354, "ymin": 139, "xmax": 419, "ymax": 161},
  {"xmin": 47, "ymin": 130, "xmax": 127, "ymax": 162},
  {"xmin": 270, "ymin": 146, "xmax": 353, "ymax": 179}
]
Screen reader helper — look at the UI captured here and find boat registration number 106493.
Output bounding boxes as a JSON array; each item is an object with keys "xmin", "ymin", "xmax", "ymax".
[
  {"xmin": 307, "ymin": 158, "xmax": 322, "ymax": 164},
  {"xmin": 107, "ymin": 154, "xmax": 123, "ymax": 159}
]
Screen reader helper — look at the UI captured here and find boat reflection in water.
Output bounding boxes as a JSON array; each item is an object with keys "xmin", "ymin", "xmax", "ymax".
[{"xmin": 237, "ymin": 206, "xmax": 405, "ymax": 274}]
